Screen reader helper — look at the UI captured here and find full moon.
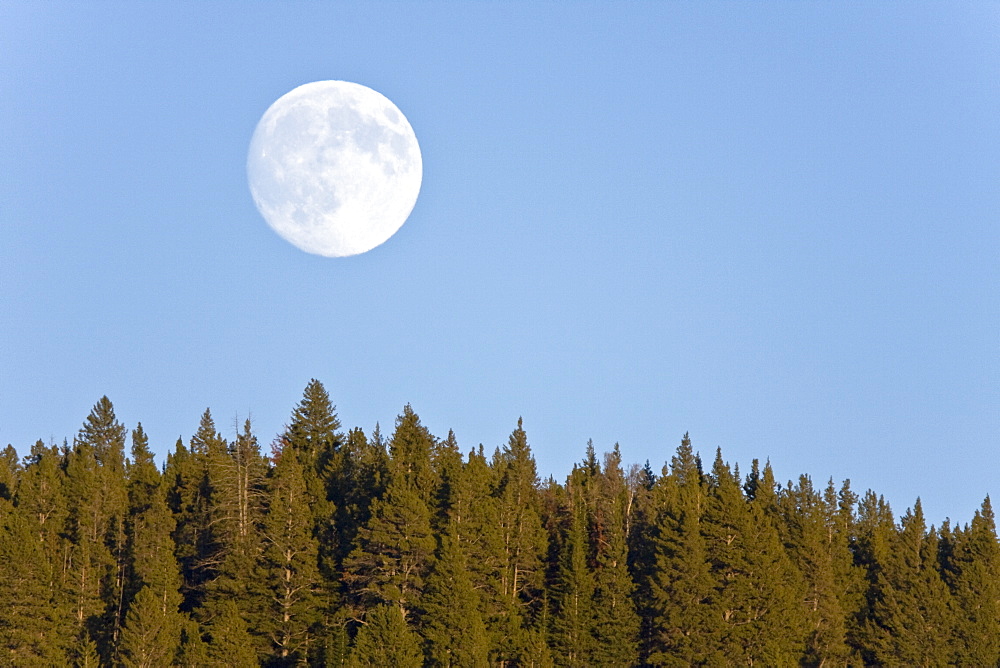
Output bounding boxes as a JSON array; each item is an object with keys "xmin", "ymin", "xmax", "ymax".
[{"xmin": 247, "ymin": 81, "xmax": 422, "ymax": 257}]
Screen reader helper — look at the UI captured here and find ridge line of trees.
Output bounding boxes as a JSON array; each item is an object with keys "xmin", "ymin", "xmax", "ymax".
[{"xmin": 1, "ymin": 380, "xmax": 997, "ymax": 666}]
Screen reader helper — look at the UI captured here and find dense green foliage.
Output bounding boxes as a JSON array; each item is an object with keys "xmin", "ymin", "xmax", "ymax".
[{"xmin": 1, "ymin": 381, "xmax": 997, "ymax": 666}]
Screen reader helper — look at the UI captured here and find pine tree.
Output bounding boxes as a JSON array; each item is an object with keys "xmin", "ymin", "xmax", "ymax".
[
  {"xmin": 589, "ymin": 445, "xmax": 640, "ymax": 667},
  {"xmin": 644, "ymin": 434, "xmax": 717, "ymax": 666},
  {"xmin": 118, "ymin": 585, "xmax": 183, "ymax": 668},
  {"xmin": 0, "ymin": 507, "xmax": 70, "ymax": 664},
  {"xmin": 261, "ymin": 445, "xmax": 321, "ymax": 664},
  {"xmin": 331, "ymin": 426, "xmax": 389, "ymax": 567},
  {"xmin": 206, "ymin": 600, "xmax": 259, "ymax": 667},
  {"xmin": 169, "ymin": 409, "xmax": 228, "ymax": 614},
  {"xmin": 550, "ymin": 468, "xmax": 595, "ymax": 667},
  {"xmin": 0, "ymin": 444, "xmax": 19, "ymax": 502},
  {"xmin": 430, "ymin": 429, "xmax": 465, "ymax": 533},
  {"xmin": 777, "ymin": 475, "xmax": 853, "ymax": 666},
  {"xmin": 848, "ymin": 489, "xmax": 895, "ymax": 661},
  {"xmin": 63, "ymin": 398, "xmax": 131, "ymax": 661},
  {"xmin": 420, "ymin": 530, "xmax": 490, "ymax": 667},
  {"xmin": 387, "ymin": 404, "xmax": 439, "ymax": 504},
  {"xmin": 175, "ymin": 618, "xmax": 210, "ymax": 668},
  {"xmin": 201, "ymin": 419, "xmax": 269, "ymax": 658},
  {"xmin": 282, "ymin": 379, "xmax": 344, "ymax": 615},
  {"xmin": 701, "ymin": 449, "xmax": 805, "ymax": 665},
  {"xmin": 126, "ymin": 423, "xmax": 159, "ymax": 515},
  {"xmin": 6, "ymin": 441, "xmax": 75, "ymax": 663},
  {"xmin": 348, "ymin": 604, "xmax": 423, "ymax": 668},
  {"xmin": 943, "ymin": 496, "xmax": 1000, "ymax": 665},
  {"xmin": 343, "ymin": 407, "xmax": 437, "ymax": 623},
  {"xmin": 487, "ymin": 419, "xmax": 548, "ymax": 664},
  {"xmin": 343, "ymin": 472, "xmax": 436, "ymax": 621},
  {"xmin": 865, "ymin": 499, "xmax": 956, "ymax": 666}
]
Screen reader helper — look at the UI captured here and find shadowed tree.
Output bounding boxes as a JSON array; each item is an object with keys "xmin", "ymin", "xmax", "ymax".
[
  {"xmin": 281, "ymin": 378, "xmax": 344, "ymax": 624},
  {"xmin": 420, "ymin": 530, "xmax": 490, "ymax": 667},
  {"xmin": 590, "ymin": 445, "xmax": 640, "ymax": 667},
  {"xmin": 864, "ymin": 499, "xmax": 957, "ymax": 666},
  {"xmin": 643, "ymin": 434, "xmax": 717, "ymax": 666},
  {"xmin": 942, "ymin": 496, "xmax": 1000, "ymax": 665},
  {"xmin": 206, "ymin": 600, "xmax": 259, "ymax": 667},
  {"xmin": 487, "ymin": 419, "xmax": 548, "ymax": 665},
  {"xmin": 118, "ymin": 585, "xmax": 183, "ymax": 668},
  {"xmin": 261, "ymin": 445, "xmax": 321, "ymax": 664},
  {"xmin": 64, "ymin": 398, "xmax": 129, "ymax": 662},
  {"xmin": 348, "ymin": 604, "xmax": 423, "ymax": 668},
  {"xmin": 343, "ymin": 406, "xmax": 437, "ymax": 623},
  {"xmin": 550, "ymin": 468, "xmax": 595, "ymax": 667},
  {"xmin": 701, "ymin": 450, "xmax": 806, "ymax": 665}
]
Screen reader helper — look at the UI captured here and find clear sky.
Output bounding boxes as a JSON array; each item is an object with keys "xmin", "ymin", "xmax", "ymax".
[{"xmin": 1, "ymin": 2, "xmax": 997, "ymax": 525}]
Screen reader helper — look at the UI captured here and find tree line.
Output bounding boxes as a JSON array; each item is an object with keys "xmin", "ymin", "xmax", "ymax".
[{"xmin": 0, "ymin": 379, "xmax": 997, "ymax": 666}]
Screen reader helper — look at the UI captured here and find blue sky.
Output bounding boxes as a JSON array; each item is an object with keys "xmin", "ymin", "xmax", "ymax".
[{"xmin": 1, "ymin": 2, "xmax": 997, "ymax": 524}]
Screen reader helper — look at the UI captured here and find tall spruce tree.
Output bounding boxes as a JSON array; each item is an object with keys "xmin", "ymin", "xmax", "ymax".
[
  {"xmin": 348, "ymin": 604, "xmax": 423, "ymax": 668},
  {"xmin": 942, "ymin": 496, "xmax": 1000, "ymax": 665},
  {"xmin": 549, "ymin": 468, "xmax": 595, "ymax": 667},
  {"xmin": 206, "ymin": 600, "xmax": 259, "ymax": 668},
  {"xmin": 701, "ymin": 449, "xmax": 805, "ymax": 665},
  {"xmin": 777, "ymin": 475, "xmax": 853, "ymax": 666},
  {"xmin": 118, "ymin": 584, "xmax": 183, "ymax": 668},
  {"xmin": 200, "ymin": 419, "xmax": 269, "ymax": 658},
  {"xmin": 170, "ymin": 409, "xmax": 228, "ymax": 615},
  {"xmin": 6, "ymin": 440, "xmax": 71, "ymax": 661},
  {"xmin": 643, "ymin": 434, "xmax": 717, "ymax": 666},
  {"xmin": 343, "ymin": 407, "xmax": 437, "ymax": 623},
  {"xmin": 0, "ymin": 507, "xmax": 70, "ymax": 664},
  {"xmin": 590, "ymin": 445, "xmax": 640, "ymax": 667},
  {"xmin": 64, "ymin": 398, "xmax": 130, "ymax": 661},
  {"xmin": 420, "ymin": 530, "xmax": 490, "ymax": 667},
  {"xmin": 848, "ymin": 489, "xmax": 896, "ymax": 661},
  {"xmin": 488, "ymin": 419, "xmax": 548, "ymax": 665},
  {"xmin": 261, "ymin": 445, "xmax": 321, "ymax": 664},
  {"xmin": 331, "ymin": 426, "xmax": 389, "ymax": 568},
  {"xmin": 282, "ymin": 378, "xmax": 344, "ymax": 619},
  {"xmin": 865, "ymin": 499, "xmax": 956, "ymax": 666}
]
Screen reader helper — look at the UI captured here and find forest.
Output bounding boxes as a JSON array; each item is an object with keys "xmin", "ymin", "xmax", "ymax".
[{"xmin": 0, "ymin": 379, "xmax": 997, "ymax": 667}]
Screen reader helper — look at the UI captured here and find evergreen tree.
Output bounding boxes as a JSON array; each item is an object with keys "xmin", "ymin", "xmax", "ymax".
[
  {"xmin": 644, "ymin": 434, "xmax": 717, "ymax": 666},
  {"xmin": 865, "ymin": 499, "xmax": 956, "ymax": 666},
  {"xmin": 118, "ymin": 585, "xmax": 183, "ymax": 668},
  {"xmin": 126, "ymin": 423, "xmax": 159, "ymax": 515},
  {"xmin": 550, "ymin": 468, "xmax": 595, "ymax": 667},
  {"xmin": 943, "ymin": 496, "xmax": 1000, "ymax": 665},
  {"xmin": 420, "ymin": 531, "xmax": 490, "ymax": 667},
  {"xmin": 590, "ymin": 445, "xmax": 640, "ymax": 667},
  {"xmin": 430, "ymin": 429, "xmax": 465, "ymax": 533},
  {"xmin": 348, "ymin": 604, "xmax": 423, "ymax": 668},
  {"xmin": 777, "ymin": 475, "xmax": 853, "ymax": 666},
  {"xmin": 387, "ymin": 404, "xmax": 440, "ymax": 504},
  {"xmin": 331, "ymin": 426, "xmax": 389, "ymax": 567},
  {"xmin": 175, "ymin": 618, "xmax": 210, "ymax": 668},
  {"xmin": 343, "ymin": 407, "xmax": 437, "ymax": 623},
  {"xmin": 282, "ymin": 379, "xmax": 344, "ymax": 615},
  {"xmin": 848, "ymin": 489, "xmax": 896, "ymax": 661},
  {"xmin": 201, "ymin": 419, "xmax": 269, "ymax": 657},
  {"xmin": 0, "ymin": 508, "xmax": 70, "ymax": 664},
  {"xmin": 170, "ymin": 409, "xmax": 228, "ymax": 614},
  {"xmin": 701, "ymin": 449, "xmax": 805, "ymax": 665},
  {"xmin": 63, "ymin": 398, "xmax": 131, "ymax": 661},
  {"xmin": 0, "ymin": 444, "xmax": 19, "ymax": 502},
  {"xmin": 206, "ymin": 600, "xmax": 259, "ymax": 667},
  {"xmin": 261, "ymin": 445, "xmax": 321, "ymax": 664},
  {"xmin": 487, "ymin": 419, "xmax": 548, "ymax": 665}
]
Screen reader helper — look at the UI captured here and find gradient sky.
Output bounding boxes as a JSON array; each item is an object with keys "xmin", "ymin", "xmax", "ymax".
[{"xmin": 2, "ymin": 3, "xmax": 997, "ymax": 525}]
